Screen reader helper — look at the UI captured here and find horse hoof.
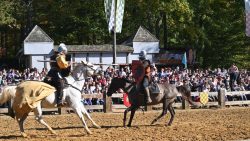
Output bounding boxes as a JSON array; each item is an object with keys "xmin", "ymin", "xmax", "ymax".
[
  {"xmin": 21, "ymin": 132, "xmax": 29, "ymax": 138},
  {"xmin": 86, "ymin": 130, "xmax": 93, "ymax": 135},
  {"xmin": 87, "ymin": 130, "xmax": 93, "ymax": 135},
  {"xmin": 95, "ymin": 125, "xmax": 101, "ymax": 129},
  {"xmin": 151, "ymin": 120, "xmax": 156, "ymax": 125},
  {"xmin": 51, "ymin": 130, "xmax": 57, "ymax": 135}
]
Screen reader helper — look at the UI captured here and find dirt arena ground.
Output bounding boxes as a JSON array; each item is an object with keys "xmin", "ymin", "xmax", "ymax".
[{"xmin": 0, "ymin": 107, "xmax": 249, "ymax": 141}]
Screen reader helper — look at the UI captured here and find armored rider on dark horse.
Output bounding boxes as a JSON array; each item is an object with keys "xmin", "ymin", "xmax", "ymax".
[{"xmin": 138, "ymin": 50, "xmax": 152, "ymax": 104}]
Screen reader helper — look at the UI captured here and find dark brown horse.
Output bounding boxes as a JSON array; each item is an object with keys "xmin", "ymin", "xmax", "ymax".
[{"xmin": 107, "ymin": 77, "xmax": 194, "ymax": 127}]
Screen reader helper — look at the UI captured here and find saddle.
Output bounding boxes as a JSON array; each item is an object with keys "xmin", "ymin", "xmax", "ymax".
[
  {"xmin": 148, "ymin": 83, "xmax": 160, "ymax": 94},
  {"xmin": 43, "ymin": 74, "xmax": 67, "ymax": 99}
]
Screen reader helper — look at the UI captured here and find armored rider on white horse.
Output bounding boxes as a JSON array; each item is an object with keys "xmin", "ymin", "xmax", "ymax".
[{"xmin": 44, "ymin": 43, "xmax": 70, "ymax": 106}]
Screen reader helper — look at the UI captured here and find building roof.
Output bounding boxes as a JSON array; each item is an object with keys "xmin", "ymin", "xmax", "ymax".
[
  {"xmin": 24, "ymin": 25, "xmax": 53, "ymax": 42},
  {"xmin": 133, "ymin": 26, "xmax": 159, "ymax": 42},
  {"xmin": 54, "ymin": 44, "xmax": 133, "ymax": 53}
]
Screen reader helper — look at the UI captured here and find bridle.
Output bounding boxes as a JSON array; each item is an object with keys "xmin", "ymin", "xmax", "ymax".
[{"xmin": 65, "ymin": 64, "xmax": 96, "ymax": 93}]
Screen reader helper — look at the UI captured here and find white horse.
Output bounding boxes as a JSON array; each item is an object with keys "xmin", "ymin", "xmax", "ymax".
[{"xmin": 0, "ymin": 61, "xmax": 101, "ymax": 137}]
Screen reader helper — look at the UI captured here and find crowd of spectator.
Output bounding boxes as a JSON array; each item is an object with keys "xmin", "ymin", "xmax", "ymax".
[
  {"xmin": 0, "ymin": 68, "xmax": 48, "ymax": 86},
  {"xmin": 0, "ymin": 64, "xmax": 249, "ymax": 108},
  {"xmin": 0, "ymin": 65, "xmax": 249, "ymax": 92},
  {"xmin": 98, "ymin": 64, "xmax": 250, "ymax": 92}
]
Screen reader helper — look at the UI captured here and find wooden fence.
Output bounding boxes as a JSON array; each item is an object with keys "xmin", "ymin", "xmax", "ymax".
[
  {"xmin": 0, "ymin": 89, "xmax": 250, "ymax": 114},
  {"xmin": 102, "ymin": 89, "xmax": 250, "ymax": 112}
]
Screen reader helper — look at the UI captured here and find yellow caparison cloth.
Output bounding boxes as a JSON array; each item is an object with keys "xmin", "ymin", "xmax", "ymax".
[{"xmin": 13, "ymin": 81, "xmax": 56, "ymax": 119}]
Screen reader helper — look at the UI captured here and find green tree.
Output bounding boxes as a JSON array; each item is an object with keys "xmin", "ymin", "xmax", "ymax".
[
  {"xmin": 0, "ymin": 0, "xmax": 249, "ymax": 69},
  {"xmin": 189, "ymin": 0, "xmax": 250, "ymax": 68}
]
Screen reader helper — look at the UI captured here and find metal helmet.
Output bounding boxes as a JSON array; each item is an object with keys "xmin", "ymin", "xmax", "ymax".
[
  {"xmin": 58, "ymin": 43, "xmax": 67, "ymax": 53},
  {"xmin": 139, "ymin": 50, "xmax": 147, "ymax": 60}
]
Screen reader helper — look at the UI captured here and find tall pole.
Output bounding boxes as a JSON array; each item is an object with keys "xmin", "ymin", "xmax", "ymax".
[
  {"xmin": 113, "ymin": 0, "xmax": 117, "ymax": 65},
  {"xmin": 163, "ymin": 12, "xmax": 168, "ymax": 49},
  {"xmin": 25, "ymin": 0, "xmax": 33, "ymax": 38}
]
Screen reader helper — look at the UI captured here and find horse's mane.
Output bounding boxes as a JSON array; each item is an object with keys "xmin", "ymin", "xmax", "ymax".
[
  {"xmin": 113, "ymin": 77, "xmax": 134, "ymax": 84},
  {"xmin": 70, "ymin": 63, "xmax": 86, "ymax": 78},
  {"xmin": 118, "ymin": 77, "xmax": 137, "ymax": 94},
  {"xmin": 71, "ymin": 63, "xmax": 82, "ymax": 74}
]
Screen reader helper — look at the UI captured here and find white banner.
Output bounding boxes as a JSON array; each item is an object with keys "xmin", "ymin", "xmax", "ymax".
[{"xmin": 105, "ymin": 0, "xmax": 125, "ymax": 33}]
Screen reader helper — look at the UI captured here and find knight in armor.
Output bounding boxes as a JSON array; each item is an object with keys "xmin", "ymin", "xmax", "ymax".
[
  {"xmin": 139, "ymin": 50, "xmax": 152, "ymax": 104},
  {"xmin": 44, "ymin": 43, "xmax": 71, "ymax": 107}
]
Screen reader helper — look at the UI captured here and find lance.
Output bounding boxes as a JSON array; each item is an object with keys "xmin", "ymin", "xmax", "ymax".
[
  {"xmin": 37, "ymin": 60, "xmax": 123, "ymax": 66},
  {"xmin": 37, "ymin": 60, "xmax": 78, "ymax": 63}
]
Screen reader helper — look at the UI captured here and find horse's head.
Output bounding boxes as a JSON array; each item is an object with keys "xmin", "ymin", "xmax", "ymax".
[
  {"xmin": 107, "ymin": 77, "xmax": 126, "ymax": 97},
  {"xmin": 81, "ymin": 61, "xmax": 103, "ymax": 76},
  {"xmin": 176, "ymin": 85, "xmax": 195, "ymax": 106},
  {"xmin": 71, "ymin": 61, "xmax": 101, "ymax": 81}
]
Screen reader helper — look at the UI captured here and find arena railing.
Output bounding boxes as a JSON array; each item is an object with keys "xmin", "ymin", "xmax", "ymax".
[{"xmin": 0, "ymin": 89, "xmax": 249, "ymax": 114}]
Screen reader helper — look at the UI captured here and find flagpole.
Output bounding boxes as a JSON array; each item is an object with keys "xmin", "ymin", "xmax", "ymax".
[{"xmin": 113, "ymin": 0, "xmax": 117, "ymax": 65}]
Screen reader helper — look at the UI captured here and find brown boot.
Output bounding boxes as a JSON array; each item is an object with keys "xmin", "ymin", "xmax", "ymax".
[{"xmin": 145, "ymin": 87, "xmax": 152, "ymax": 103}]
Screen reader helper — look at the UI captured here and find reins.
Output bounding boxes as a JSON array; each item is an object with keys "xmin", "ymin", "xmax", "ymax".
[
  {"xmin": 64, "ymin": 64, "xmax": 92, "ymax": 93},
  {"xmin": 123, "ymin": 78, "xmax": 136, "ymax": 94},
  {"xmin": 64, "ymin": 82, "xmax": 82, "ymax": 93}
]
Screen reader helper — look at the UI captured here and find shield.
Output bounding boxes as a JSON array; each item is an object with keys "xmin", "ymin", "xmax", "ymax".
[
  {"xmin": 131, "ymin": 60, "xmax": 145, "ymax": 84},
  {"xmin": 123, "ymin": 93, "xmax": 131, "ymax": 107},
  {"xmin": 199, "ymin": 92, "xmax": 209, "ymax": 105}
]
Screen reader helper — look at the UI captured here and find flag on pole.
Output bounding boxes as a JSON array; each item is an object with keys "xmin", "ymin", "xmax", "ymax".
[
  {"xmin": 108, "ymin": 0, "xmax": 116, "ymax": 32},
  {"xmin": 104, "ymin": 0, "xmax": 125, "ymax": 33},
  {"xmin": 115, "ymin": 0, "xmax": 125, "ymax": 33},
  {"xmin": 182, "ymin": 52, "xmax": 187, "ymax": 69},
  {"xmin": 245, "ymin": 0, "xmax": 250, "ymax": 36},
  {"xmin": 104, "ymin": 0, "xmax": 113, "ymax": 24}
]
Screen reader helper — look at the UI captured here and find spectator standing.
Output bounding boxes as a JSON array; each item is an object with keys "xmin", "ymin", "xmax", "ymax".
[{"xmin": 229, "ymin": 64, "xmax": 239, "ymax": 91}]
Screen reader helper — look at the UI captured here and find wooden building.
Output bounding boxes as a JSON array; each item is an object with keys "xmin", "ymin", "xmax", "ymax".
[{"xmin": 23, "ymin": 25, "xmax": 160, "ymax": 71}]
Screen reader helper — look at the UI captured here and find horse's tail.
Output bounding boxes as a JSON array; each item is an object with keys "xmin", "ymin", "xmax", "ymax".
[
  {"xmin": 0, "ymin": 86, "xmax": 17, "ymax": 105},
  {"xmin": 176, "ymin": 85, "xmax": 195, "ymax": 106}
]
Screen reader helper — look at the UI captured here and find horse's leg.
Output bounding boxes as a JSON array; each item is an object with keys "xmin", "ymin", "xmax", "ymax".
[
  {"xmin": 127, "ymin": 106, "xmax": 139, "ymax": 127},
  {"xmin": 171, "ymin": 105, "xmax": 175, "ymax": 115},
  {"xmin": 33, "ymin": 107, "xmax": 56, "ymax": 135},
  {"xmin": 81, "ymin": 105, "xmax": 101, "ymax": 129},
  {"xmin": 73, "ymin": 107, "xmax": 92, "ymax": 134},
  {"xmin": 151, "ymin": 100, "xmax": 168, "ymax": 125},
  {"xmin": 123, "ymin": 106, "xmax": 132, "ymax": 127},
  {"xmin": 167, "ymin": 103, "xmax": 175, "ymax": 126},
  {"xmin": 17, "ymin": 113, "xmax": 29, "ymax": 138}
]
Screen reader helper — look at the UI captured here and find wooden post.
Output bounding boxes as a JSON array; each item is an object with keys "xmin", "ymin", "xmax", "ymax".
[
  {"xmin": 57, "ymin": 108, "xmax": 61, "ymax": 114},
  {"xmin": 103, "ymin": 91, "xmax": 112, "ymax": 113},
  {"xmin": 218, "ymin": 88, "xmax": 226, "ymax": 108},
  {"xmin": 182, "ymin": 98, "xmax": 190, "ymax": 109},
  {"xmin": 58, "ymin": 108, "xmax": 68, "ymax": 114}
]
